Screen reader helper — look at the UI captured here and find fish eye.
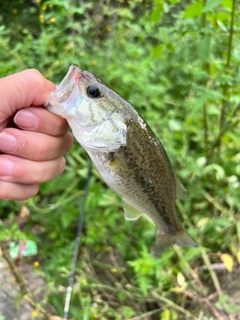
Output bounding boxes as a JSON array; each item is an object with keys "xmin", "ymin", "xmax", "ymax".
[{"xmin": 86, "ymin": 85, "xmax": 101, "ymax": 98}]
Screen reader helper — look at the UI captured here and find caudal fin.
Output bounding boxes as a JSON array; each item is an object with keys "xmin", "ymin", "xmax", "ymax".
[{"xmin": 151, "ymin": 230, "xmax": 197, "ymax": 257}]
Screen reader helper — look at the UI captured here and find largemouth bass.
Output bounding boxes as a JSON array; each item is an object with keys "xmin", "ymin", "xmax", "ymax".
[{"xmin": 45, "ymin": 65, "xmax": 197, "ymax": 256}]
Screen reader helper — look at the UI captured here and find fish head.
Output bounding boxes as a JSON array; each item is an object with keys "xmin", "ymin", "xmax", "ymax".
[
  {"xmin": 45, "ymin": 65, "xmax": 128, "ymax": 152},
  {"xmin": 46, "ymin": 65, "xmax": 117, "ymax": 125}
]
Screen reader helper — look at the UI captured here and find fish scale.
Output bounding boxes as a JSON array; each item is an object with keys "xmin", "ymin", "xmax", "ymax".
[
  {"xmin": 45, "ymin": 64, "xmax": 197, "ymax": 256},
  {"xmin": 111, "ymin": 120, "xmax": 177, "ymax": 229}
]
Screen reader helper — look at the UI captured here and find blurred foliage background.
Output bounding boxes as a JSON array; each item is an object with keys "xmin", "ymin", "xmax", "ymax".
[{"xmin": 0, "ymin": 0, "xmax": 240, "ymax": 319}]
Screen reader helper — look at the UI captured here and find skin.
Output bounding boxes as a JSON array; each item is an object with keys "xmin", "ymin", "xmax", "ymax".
[{"xmin": 0, "ymin": 69, "xmax": 73, "ymax": 201}]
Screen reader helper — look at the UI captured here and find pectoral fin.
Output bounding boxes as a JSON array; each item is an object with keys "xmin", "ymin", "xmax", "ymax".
[{"xmin": 123, "ymin": 200, "xmax": 143, "ymax": 221}]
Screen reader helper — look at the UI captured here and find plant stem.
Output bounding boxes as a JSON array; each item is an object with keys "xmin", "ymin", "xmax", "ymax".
[
  {"xmin": 201, "ymin": 248, "xmax": 222, "ymax": 297},
  {"xmin": 218, "ymin": 0, "xmax": 236, "ymax": 152},
  {"xmin": 151, "ymin": 292, "xmax": 197, "ymax": 319},
  {"xmin": 201, "ymin": 0, "xmax": 210, "ymax": 159}
]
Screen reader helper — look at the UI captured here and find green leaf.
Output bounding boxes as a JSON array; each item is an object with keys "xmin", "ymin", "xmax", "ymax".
[
  {"xmin": 168, "ymin": 119, "xmax": 182, "ymax": 131},
  {"xmin": 183, "ymin": 2, "xmax": 204, "ymax": 18},
  {"xmin": 197, "ymin": 37, "xmax": 211, "ymax": 62},
  {"xmin": 205, "ymin": 88, "xmax": 225, "ymax": 100},
  {"xmin": 138, "ymin": 276, "xmax": 149, "ymax": 296},
  {"xmin": 151, "ymin": 44, "xmax": 163, "ymax": 58},
  {"xmin": 122, "ymin": 306, "xmax": 135, "ymax": 318},
  {"xmin": 161, "ymin": 309, "xmax": 171, "ymax": 320},
  {"xmin": 151, "ymin": 2, "xmax": 164, "ymax": 23},
  {"xmin": 236, "ymin": 221, "xmax": 240, "ymax": 242},
  {"xmin": 203, "ymin": 163, "xmax": 225, "ymax": 180},
  {"xmin": 203, "ymin": 0, "xmax": 223, "ymax": 12},
  {"xmin": 216, "ymin": 12, "xmax": 231, "ymax": 22},
  {"xmin": 221, "ymin": 0, "xmax": 232, "ymax": 9}
]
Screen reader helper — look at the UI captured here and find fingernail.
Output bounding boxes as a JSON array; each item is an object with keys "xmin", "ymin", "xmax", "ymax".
[
  {"xmin": 0, "ymin": 133, "xmax": 17, "ymax": 152},
  {"xmin": 0, "ymin": 158, "xmax": 14, "ymax": 175},
  {"xmin": 14, "ymin": 110, "xmax": 38, "ymax": 129}
]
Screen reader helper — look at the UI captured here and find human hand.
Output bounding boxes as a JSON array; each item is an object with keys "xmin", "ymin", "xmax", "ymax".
[{"xmin": 0, "ymin": 69, "xmax": 73, "ymax": 201}]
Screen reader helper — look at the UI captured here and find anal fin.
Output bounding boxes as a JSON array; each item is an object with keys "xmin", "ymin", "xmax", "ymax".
[{"xmin": 123, "ymin": 200, "xmax": 143, "ymax": 221}]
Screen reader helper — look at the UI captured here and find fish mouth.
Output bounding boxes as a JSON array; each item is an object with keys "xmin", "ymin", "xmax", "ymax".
[
  {"xmin": 62, "ymin": 64, "xmax": 82, "ymax": 84},
  {"xmin": 44, "ymin": 64, "xmax": 97, "ymax": 119},
  {"xmin": 44, "ymin": 65, "xmax": 85, "ymax": 118},
  {"xmin": 45, "ymin": 65, "xmax": 83, "ymax": 107},
  {"xmin": 63, "ymin": 64, "xmax": 93, "ymax": 84},
  {"xmin": 53, "ymin": 65, "xmax": 82, "ymax": 103},
  {"xmin": 50, "ymin": 65, "xmax": 95, "ymax": 103}
]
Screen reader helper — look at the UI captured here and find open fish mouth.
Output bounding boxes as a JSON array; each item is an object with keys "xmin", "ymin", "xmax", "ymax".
[
  {"xmin": 51, "ymin": 65, "xmax": 82, "ymax": 104},
  {"xmin": 46, "ymin": 65, "xmax": 95, "ymax": 106},
  {"xmin": 61, "ymin": 64, "xmax": 83, "ymax": 84},
  {"xmin": 44, "ymin": 65, "xmax": 87, "ymax": 119},
  {"xmin": 59, "ymin": 64, "xmax": 93, "ymax": 87}
]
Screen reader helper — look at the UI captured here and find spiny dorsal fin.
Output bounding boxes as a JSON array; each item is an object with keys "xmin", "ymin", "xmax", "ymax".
[{"xmin": 123, "ymin": 200, "xmax": 143, "ymax": 221}]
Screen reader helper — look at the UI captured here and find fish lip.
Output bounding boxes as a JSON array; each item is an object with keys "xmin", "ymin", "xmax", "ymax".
[
  {"xmin": 44, "ymin": 65, "xmax": 97, "ymax": 113},
  {"xmin": 54, "ymin": 65, "xmax": 93, "ymax": 97},
  {"xmin": 61, "ymin": 64, "xmax": 82, "ymax": 84},
  {"xmin": 66, "ymin": 65, "xmax": 92, "ymax": 83}
]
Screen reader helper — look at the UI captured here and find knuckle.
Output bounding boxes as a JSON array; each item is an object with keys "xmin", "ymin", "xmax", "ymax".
[
  {"xmin": 0, "ymin": 181, "xmax": 39, "ymax": 201},
  {"xmin": 0, "ymin": 182, "xmax": 11, "ymax": 200},
  {"xmin": 31, "ymin": 170, "xmax": 42, "ymax": 184},
  {"xmin": 24, "ymin": 69, "xmax": 46, "ymax": 93},
  {"xmin": 28, "ymin": 185, "xmax": 39, "ymax": 198},
  {"xmin": 66, "ymin": 132, "xmax": 74, "ymax": 152},
  {"xmin": 28, "ymin": 68, "xmax": 44, "ymax": 82},
  {"xmin": 59, "ymin": 157, "xmax": 66, "ymax": 174},
  {"xmin": 31, "ymin": 140, "xmax": 46, "ymax": 161},
  {"xmin": 16, "ymin": 185, "xmax": 39, "ymax": 201}
]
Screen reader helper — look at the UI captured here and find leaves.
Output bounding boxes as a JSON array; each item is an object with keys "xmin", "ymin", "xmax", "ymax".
[
  {"xmin": 220, "ymin": 253, "xmax": 234, "ymax": 272},
  {"xmin": 197, "ymin": 37, "xmax": 211, "ymax": 63},
  {"xmin": 203, "ymin": 0, "xmax": 224, "ymax": 12},
  {"xmin": 0, "ymin": 0, "xmax": 240, "ymax": 319},
  {"xmin": 151, "ymin": 0, "xmax": 164, "ymax": 23},
  {"xmin": 183, "ymin": 2, "xmax": 204, "ymax": 18}
]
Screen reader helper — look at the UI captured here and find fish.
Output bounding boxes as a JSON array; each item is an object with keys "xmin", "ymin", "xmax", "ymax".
[{"xmin": 45, "ymin": 64, "xmax": 197, "ymax": 256}]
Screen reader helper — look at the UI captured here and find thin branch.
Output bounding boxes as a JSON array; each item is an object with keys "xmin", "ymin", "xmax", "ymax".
[
  {"xmin": 201, "ymin": 249, "xmax": 223, "ymax": 297},
  {"xmin": 218, "ymin": 0, "xmax": 236, "ymax": 152}
]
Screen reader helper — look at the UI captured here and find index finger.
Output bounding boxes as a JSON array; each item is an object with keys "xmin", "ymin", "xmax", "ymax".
[{"xmin": 0, "ymin": 69, "xmax": 56, "ymax": 124}]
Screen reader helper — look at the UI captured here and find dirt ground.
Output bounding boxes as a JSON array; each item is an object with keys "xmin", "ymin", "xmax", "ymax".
[{"xmin": 0, "ymin": 258, "xmax": 240, "ymax": 320}]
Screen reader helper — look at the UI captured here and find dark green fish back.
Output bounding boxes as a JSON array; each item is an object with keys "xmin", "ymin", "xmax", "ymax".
[{"xmin": 108, "ymin": 116, "xmax": 184, "ymax": 235}]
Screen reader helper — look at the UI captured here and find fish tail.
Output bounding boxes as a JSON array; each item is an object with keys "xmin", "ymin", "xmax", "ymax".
[{"xmin": 151, "ymin": 230, "xmax": 197, "ymax": 257}]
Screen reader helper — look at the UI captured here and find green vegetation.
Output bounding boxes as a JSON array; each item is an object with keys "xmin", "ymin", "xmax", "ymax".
[{"xmin": 0, "ymin": 0, "xmax": 240, "ymax": 319}]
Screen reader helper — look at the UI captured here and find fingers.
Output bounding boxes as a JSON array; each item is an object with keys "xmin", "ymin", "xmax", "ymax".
[
  {"xmin": 0, "ymin": 69, "xmax": 56, "ymax": 124},
  {"xmin": 0, "ymin": 70, "xmax": 72, "ymax": 201},
  {"xmin": 0, "ymin": 128, "xmax": 73, "ymax": 161},
  {"xmin": 14, "ymin": 107, "xmax": 69, "ymax": 137},
  {"xmin": 0, "ymin": 181, "xmax": 39, "ymax": 201},
  {"xmin": 0, "ymin": 154, "xmax": 66, "ymax": 185}
]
